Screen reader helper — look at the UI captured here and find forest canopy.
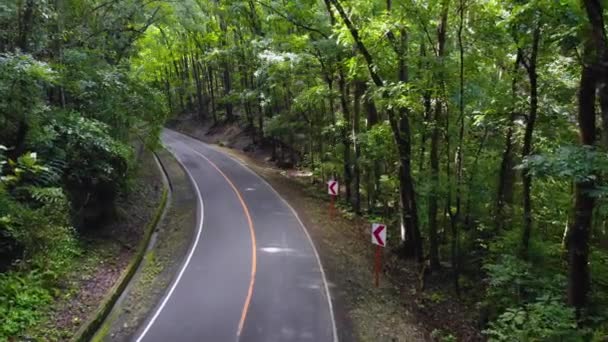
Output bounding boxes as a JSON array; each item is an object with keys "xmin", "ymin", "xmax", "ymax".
[
  {"xmin": 2, "ymin": 0, "xmax": 608, "ymax": 340},
  {"xmin": 137, "ymin": 0, "xmax": 608, "ymax": 339},
  {"xmin": 0, "ymin": 0, "xmax": 165, "ymax": 339}
]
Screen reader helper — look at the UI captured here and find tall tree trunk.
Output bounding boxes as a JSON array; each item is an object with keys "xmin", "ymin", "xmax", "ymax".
[
  {"xmin": 208, "ymin": 66, "xmax": 218, "ymax": 124},
  {"xmin": 11, "ymin": 0, "xmax": 36, "ymax": 160},
  {"xmin": 428, "ymin": 103, "xmax": 441, "ymax": 268},
  {"xmin": 521, "ymin": 25, "xmax": 541, "ymax": 258},
  {"xmin": 215, "ymin": 1, "xmax": 233, "ymax": 122},
  {"xmin": 173, "ymin": 60, "xmax": 186, "ymax": 113},
  {"xmin": 183, "ymin": 56, "xmax": 195, "ymax": 111},
  {"xmin": 566, "ymin": 0, "xmax": 606, "ymax": 313},
  {"xmin": 586, "ymin": 0, "xmax": 608, "ymax": 149},
  {"xmin": 353, "ymin": 81, "xmax": 364, "ymax": 213},
  {"xmin": 192, "ymin": 55, "xmax": 205, "ymax": 122},
  {"xmin": 428, "ymin": 0, "xmax": 450, "ymax": 271},
  {"xmin": 18, "ymin": 0, "xmax": 35, "ymax": 52},
  {"xmin": 250, "ymin": 72, "xmax": 264, "ymax": 142},
  {"xmin": 567, "ymin": 61, "xmax": 596, "ymax": 314},
  {"xmin": 328, "ymin": 0, "xmax": 423, "ymax": 261},
  {"xmin": 223, "ymin": 65, "xmax": 233, "ymax": 121},
  {"xmin": 257, "ymin": 97, "xmax": 265, "ymax": 141},
  {"xmin": 496, "ymin": 52, "xmax": 522, "ymax": 231},
  {"xmin": 600, "ymin": 83, "xmax": 608, "ymax": 148},
  {"xmin": 164, "ymin": 75, "xmax": 173, "ymax": 114},
  {"xmin": 418, "ymin": 41, "xmax": 432, "ymax": 173},
  {"xmin": 465, "ymin": 128, "xmax": 489, "ymax": 227},
  {"xmin": 365, "ymin": 84, "xmax": 380, "ymax": 213},
  {"xmin": 448, "ymin": 0, "xmax": 466, "ymax": 294},
  {"xmin": 339, "ymin": 71, "xmax": 353, "ymax": 204},
  {"xmin": 50, "ymin": 0, "xmax": 66, "ymax": 107},
  {"xmin": 238, "ymin": 46, "xmax": 255, "ymax": 137}
]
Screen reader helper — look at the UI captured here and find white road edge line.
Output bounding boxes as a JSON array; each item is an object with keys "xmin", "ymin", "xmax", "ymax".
[
  {"xmin": 175, "ymin": 131, "xmax": 339, "ymax": 342},
  {"xmin": 135, "ymin": 143, "xmax": 205, "ymax": 342},
  {"xmin": 259, "ymin": 174, "xmax": 340, "ymax": 342}
]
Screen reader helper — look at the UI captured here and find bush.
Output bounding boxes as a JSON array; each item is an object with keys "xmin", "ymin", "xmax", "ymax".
[
  {"xmin": 0, "ymin": 151, "xmax": 79, "ymax": 273},
  {"xmin": 0, "ymin": 146, "xmax": 80, "ymax": 340},
  {"xmin": 483, "ymin": 295, "xmax": 579, "ymax": 341},
  {"xmin": 0, "ymin": 271, "xmax": 53, "ymax": 340},
  {"xmin": 30, "ymin": 111, "xmax": 133, "ymax": 229},
  {"xmin": 481, "ymin": 255, "xmax": 584, "ymax": 341}
]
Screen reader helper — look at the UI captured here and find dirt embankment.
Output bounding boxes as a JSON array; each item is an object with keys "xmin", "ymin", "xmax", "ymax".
[{"xmin": 27, "ymin": 149, "xmax": 164, "ymax": 341}]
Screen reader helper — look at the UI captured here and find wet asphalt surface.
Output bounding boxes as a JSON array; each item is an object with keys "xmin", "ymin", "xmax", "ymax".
[{"xmin": 133, "ymin": 129, "xmax": 335, "ymax": 342}]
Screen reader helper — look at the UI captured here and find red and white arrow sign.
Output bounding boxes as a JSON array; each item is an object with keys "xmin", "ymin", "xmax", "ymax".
[
  {"xmin": 327, "ymin": 180, "xmax": 338, "ymax": 196},
  {"xmin": 372, "ymin": 223, "xmax": 386, "ymax": 247}
]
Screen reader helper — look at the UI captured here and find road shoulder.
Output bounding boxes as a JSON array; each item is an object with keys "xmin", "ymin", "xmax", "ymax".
[{"xmin": 92, "ymin": 147, "xmax": 198, "ymax": 341}]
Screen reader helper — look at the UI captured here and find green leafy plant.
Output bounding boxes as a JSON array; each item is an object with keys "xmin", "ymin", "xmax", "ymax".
[
  {"xmin": 0, "ymin": 271, "xmax": 53, "ymax": 340},
  {"xmin": 483, "ymin": 296, "xmax": 579, "ymax": 341}
]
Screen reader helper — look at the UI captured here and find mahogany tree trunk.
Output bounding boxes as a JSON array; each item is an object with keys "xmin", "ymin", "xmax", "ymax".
[
  {"xmin": 567, "ymin": 62, "xmax": 595, "ymax": 313},
  {"xmin": 192, "ymin": 55, "xmax": 205, "ymax": 122},
  {"xmin": 365, "ymin": 85, "xmax": 380, "ymax": 213},
  {"xmin": 428, "ymin": 0, "xmax": 449, "ymax": 271},
  {"xmin": 566, "ymin": 0, "xmax": 606, "ymax": 313},
  {"xmin": 353, "ymin": 82, "xmax": 364, "ymax": 213},
  {"xmin": 207, "ymin": 66, "xmax": 218, "ymax": 124},
  {"xmin": 496, "ymin": 52, "xmax": 522, "ymax": 231},
  {"xmin": 521, "ymin": 25, "xmax": 541, "ymax": 258},
  {"xmin": 338, "ymin": 71, "xmax": 352, "ymax": 204}
]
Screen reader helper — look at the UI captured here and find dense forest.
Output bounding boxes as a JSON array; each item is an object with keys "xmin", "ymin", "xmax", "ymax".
[
  {"xmin": 2, "ymin": 0, "xmax": 608, "ymax": 340},
  {"xmin": 0, "ymin": 0, "xmax": 165, "ymax": 339},
  {"xmin": 151, "ymin": 0, "xmax": 608, "ymax": 338}
]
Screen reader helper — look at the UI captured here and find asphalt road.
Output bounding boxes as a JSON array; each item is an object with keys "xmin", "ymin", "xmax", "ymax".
[{"xmin": 133, "ymin": 129, "xmax": 336, "ymax": 342}]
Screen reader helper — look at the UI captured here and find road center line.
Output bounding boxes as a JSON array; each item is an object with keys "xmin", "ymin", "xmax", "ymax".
[
  {"xmin": 185, "ymin": 145, "xmax": 257, "ymax": 338},
  {"xmin": 181, "ymin": 134, "xmax": 338, "ymax": 342}
]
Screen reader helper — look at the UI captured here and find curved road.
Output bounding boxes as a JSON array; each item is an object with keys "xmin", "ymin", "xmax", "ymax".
[{"xmin": 134, "ymin": 129, "xmax": 336, "ymax": 342}]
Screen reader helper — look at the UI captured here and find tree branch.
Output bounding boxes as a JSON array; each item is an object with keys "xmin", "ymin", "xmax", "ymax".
[{"xmin": 255, "ymin": 0, "xmax": 329, "ymax": 39}]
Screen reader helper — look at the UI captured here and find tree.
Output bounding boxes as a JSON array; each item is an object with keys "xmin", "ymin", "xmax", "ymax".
[
  {"xmin": 566, "ymin": 0, "xmax": 606, "ymax": 314},
  {"xmin": 327, "ymin": 0, "xmax": 424, "ymax": 261},
  {"xmin": 105, "ymin": 0, "xmax": 608, "ymax": 336}
]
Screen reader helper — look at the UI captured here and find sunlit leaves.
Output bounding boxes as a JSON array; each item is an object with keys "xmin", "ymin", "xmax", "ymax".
[{"xmin": 520, "ymin": 146, "xmax": 608, "ymax": 183}]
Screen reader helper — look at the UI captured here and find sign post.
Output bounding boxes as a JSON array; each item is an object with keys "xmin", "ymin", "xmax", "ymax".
[
  {"xmin": 327, "ymin": 180, "xmax": 338, "ymax": 219},
  {"xmin": 371, "ymin": 223, "xmax": 386, "ymax": 287}
]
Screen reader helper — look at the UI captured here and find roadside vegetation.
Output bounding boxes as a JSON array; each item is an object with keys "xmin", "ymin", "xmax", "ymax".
[
  {"xmin": 3, "ymin": 0, "xmax": 608, "ymax": 340},
  {"xmin": 0, "ymin": 1, "xmax": 165, "ymax": 340},
  {"xmin": 147, "ymin": 0, "xmax": 608, "ymax": 340}
]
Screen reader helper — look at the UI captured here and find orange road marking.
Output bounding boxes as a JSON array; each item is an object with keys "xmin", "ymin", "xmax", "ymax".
[{"xmin": 188, "ymin": 147, "xmax": 257, "ymax": 338}]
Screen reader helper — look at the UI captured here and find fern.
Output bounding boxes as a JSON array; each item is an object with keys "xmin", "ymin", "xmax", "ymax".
[{"xmin": 26, "ymin": 187, "xmax": 66, "ymax": 206}]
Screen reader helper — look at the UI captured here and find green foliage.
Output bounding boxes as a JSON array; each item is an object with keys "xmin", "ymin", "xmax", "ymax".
[
  {"xmin": 0, "ymin": 271, "xmax": 53, "ymax": 340},
  {"xmin": 359, "ymin": 122, "xmax": 397, "ymax": 164},
  {"xmin": 46, "ymin": 112, "xmax": 131, "ymax": 186},
  {"xmin": 1, "ymin": 0, "xmax": 608, "ymax": 339},
  {"xmin": 137, "ymin": 1, "xmax": 607, "ymax": 336},
  {"xmin": 0, "ymin": 152, "xmax": 48, "ymax": 186},
  {"xmin": 0, "ymin": 155, "xmax": 79, "ymax": 341},
  {"xmin": 483, "ymin": 296, "xmax": 579, "ymax": 342},
  {"xmin": 430, "ymin": 329, "xmax": 457, "ymax": 342},
  {"xmin": 58, "ymin": 49, "xmax": 167, "ymax": 142},
  {"xmin": 0, "ymin": 152, "xmax": 78, "ymax": 270},
  {"xmin": 0, "ymin": 53, "xmax": 55, "ymax": 143},
  {"xmin": 481, "ymin": 254, "xmax": 583, "ymax": 341},
  {"xmin": 521, "ymin": 146, "xmax": 608, "ymax": 183},
  {"xmin": 484, "ymin": 255, "xmax": 532, "ymax": 306},
  {"xmin": 0, "ymin": 0, "xmax": 168, "ymax": 338}
]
